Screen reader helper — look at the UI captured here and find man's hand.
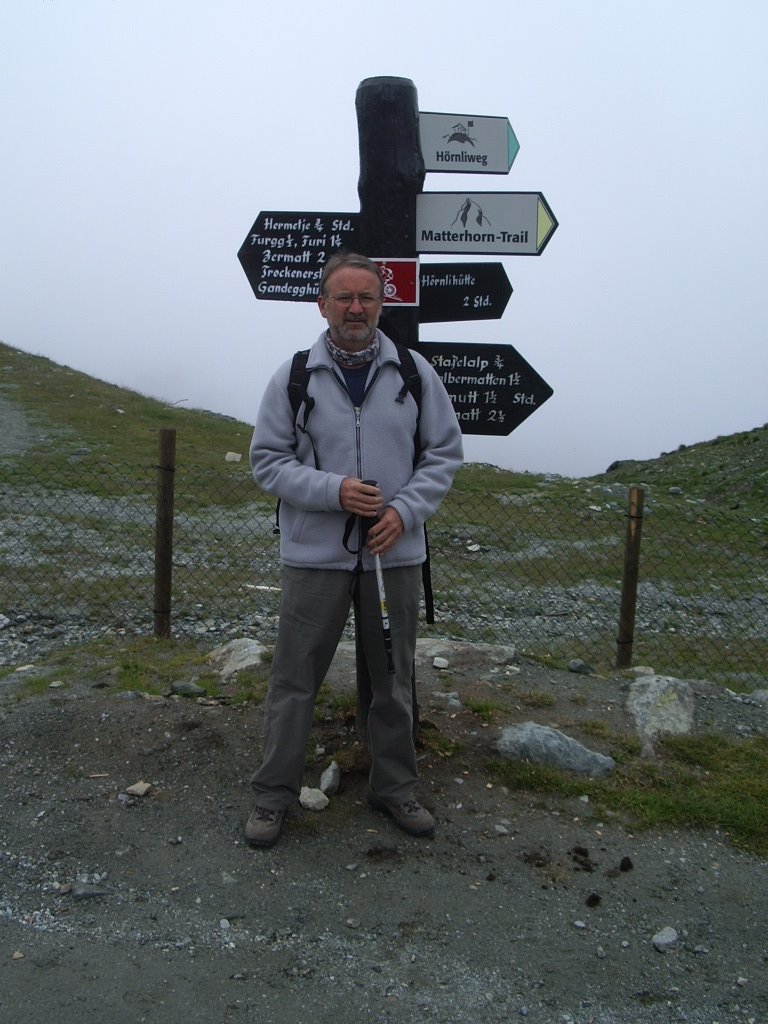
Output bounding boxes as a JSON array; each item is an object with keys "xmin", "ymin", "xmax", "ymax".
[
  {"xmin": 339, "ymin": 478, "xmax": 382, "ymax": 518},
  {"xmin": 366, "ymin": 507, "xmax": 404, "ymax": 556}
]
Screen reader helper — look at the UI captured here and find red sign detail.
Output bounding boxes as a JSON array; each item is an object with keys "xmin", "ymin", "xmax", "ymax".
[{"xmin": 371, "ymin": 258, "xmax": 420, "ymax": 306}]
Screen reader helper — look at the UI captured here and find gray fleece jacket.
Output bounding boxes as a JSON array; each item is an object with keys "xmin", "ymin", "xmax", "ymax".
[{"xmin": 250, "ymin": 330, "xmax": 463, "ymax": 571}]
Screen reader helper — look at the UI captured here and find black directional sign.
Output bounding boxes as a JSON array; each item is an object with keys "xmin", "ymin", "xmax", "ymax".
[
  {"xmin": 418, "ymin": 341, "xmax": 553, "ymax": 436},
  {"xmin": 238, "ymin": 211, "xmax": 360, "ymax": 302},
  {"xmin": 419, "ymin": 262, "xmax": 512, "ymax": 323}
]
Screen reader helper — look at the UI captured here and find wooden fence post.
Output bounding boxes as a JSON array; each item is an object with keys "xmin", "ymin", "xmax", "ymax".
[
  {"xmin": 154, "ymin": 428, "xmax": 176, "ymax": 638},
  {"xmin": 615, "ymin": 485, "xmax": 645, "ymax": 668}
]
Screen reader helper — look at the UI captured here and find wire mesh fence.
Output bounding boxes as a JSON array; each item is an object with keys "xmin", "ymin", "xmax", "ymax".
[{"xmin": 1, "ymin": 454, "xmax": 766, "ymax": 687}]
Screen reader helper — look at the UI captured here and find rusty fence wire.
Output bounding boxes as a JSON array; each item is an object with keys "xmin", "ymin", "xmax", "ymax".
[{"xmin": 1, "ymin": 457, "xmax": 766, "ymax": 687}]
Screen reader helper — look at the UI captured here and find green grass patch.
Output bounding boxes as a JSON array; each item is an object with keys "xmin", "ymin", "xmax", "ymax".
[
  {"xmin": 578, "ymin": 719, "xmax": 611, "ymax": 738},
  {"xmin": 465, "ymin": 699, "xmax": 506, "ymax": 722},
  {"xmin": 420, "ymin": 725, "xmax": 462, "ymax": 759},
  {"xmin": 489, "ymin": 733, "xmax": 768, "ymax": 855},
  {"xmin": 314, "ymin": 687, "xmax": 357, "ymax": 723},
  {"xmin": 519, "ymin": 690, "xmax": 557, "ymax": 709}
]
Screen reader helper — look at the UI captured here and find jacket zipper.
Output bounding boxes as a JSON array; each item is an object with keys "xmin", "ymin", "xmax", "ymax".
[{"xmin": 333, "ymin": 364, "xmax": 381, "ymax": 567}]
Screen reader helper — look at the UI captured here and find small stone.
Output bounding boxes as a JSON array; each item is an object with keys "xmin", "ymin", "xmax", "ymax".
[
  {"xmin": 12, "ymin": 951, "xmax": 25, "ymax": 961},
  {"xmin": 125, "ymin": 781, "xmax": 151, "ymax": 797},
  {"xmin": 71, "ymin": 882, "xmax": 111, "ymax": 900},
  {"xmin": 432, "ymin": 690, "xmax": 462, "ymax": 709},
  {"xmin": 319, "ymin": 761, "xmax": 340, "ymax": 796},
  {"xmin": 568, "ymin": 659, "xmax": 594, "ymax": 675},
  {"xmin": 652, "ymin": 926, "xmax": 679, "ymax": 952},
  {"xmin": 299, "ymin": 786, "xmax": 329, "ymax": 811},
  {"xmin": 432, "ymin": 657, "xmax": 449, "ymax": 670}
]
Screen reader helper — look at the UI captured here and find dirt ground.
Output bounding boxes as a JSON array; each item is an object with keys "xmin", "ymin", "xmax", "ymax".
[{"xmin": 1, "ymin": 638, "xmax": 766, "ymax": 1024}]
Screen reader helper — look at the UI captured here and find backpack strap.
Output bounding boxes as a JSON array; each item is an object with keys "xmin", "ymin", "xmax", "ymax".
[
  {"xmin": 287, "ymin": 349, "xmax": 313, "ymax": 435},
  {"xmin": 392, "ymin": 343, "xmax": 434, "ymax": 625},
  {"xmin": 392, "ymin": 342, "xmax": 422, "ymax": 459},
  {"xmin": 274, "ymin": 349, "xmax": 314, "ymax": 535}
]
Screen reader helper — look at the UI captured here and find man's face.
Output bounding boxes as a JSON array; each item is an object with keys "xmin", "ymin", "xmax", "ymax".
[{"xmin": 318, "ymin": 267, "xmax": 383, "ymax": 351}]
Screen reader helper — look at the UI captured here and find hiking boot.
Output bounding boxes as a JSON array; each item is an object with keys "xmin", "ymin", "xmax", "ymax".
[
  {"xmin": 367, "ymin": 792, "xmax": 435, "ymax": 837},
  {"xmin": 244, "ymin": 805, "xmax": 285, "ymax": 848}
]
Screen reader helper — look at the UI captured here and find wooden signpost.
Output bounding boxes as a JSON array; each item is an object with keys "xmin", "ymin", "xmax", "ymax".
[{"xmin": 238, "ymin": 76, "xmax": 556, "ymax": 436}]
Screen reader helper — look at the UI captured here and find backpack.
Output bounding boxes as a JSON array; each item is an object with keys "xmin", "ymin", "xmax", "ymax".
[{"xmin": 277, "ymin": 343, "xmax": 435, "ymax": 623}]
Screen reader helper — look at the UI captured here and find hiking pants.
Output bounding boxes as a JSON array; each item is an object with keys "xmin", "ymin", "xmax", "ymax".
[{"xmin": 251, "ymin": 564, "xmax": 420, "ymax": 809}]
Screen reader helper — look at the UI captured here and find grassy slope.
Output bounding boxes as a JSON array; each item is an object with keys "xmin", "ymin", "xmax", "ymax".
[{"xmin": 0, "ymin": 341, "xmax": 252, "ymax": 471}]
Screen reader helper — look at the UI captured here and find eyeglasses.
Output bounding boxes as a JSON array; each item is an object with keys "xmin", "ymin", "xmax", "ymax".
[{"xmin": 325, "ymin": 293, "xmax": 382, "ymax": 308}]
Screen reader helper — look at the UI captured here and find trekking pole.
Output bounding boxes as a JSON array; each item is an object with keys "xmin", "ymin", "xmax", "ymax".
[{"xmin": 361, "ymin": 480, "xmax": 396, "ymax": 675}]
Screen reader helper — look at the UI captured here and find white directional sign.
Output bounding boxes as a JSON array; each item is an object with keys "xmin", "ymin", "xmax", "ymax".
[
  {"xmin": 416, "ymin": 192, "xmax": 558, "ymax": 256},
  {"xmin": 419, "ymin": 111, "xmax": 520, "ymax": 174}
]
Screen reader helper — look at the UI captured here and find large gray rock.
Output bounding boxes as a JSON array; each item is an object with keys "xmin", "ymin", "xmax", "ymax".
[
  {"xmin": 496, "ymin": 721, "xmax": 615, "ymax": 777},
  {"xmin": 206, "ymin": 638, "xmax": 268, "ymax": 678},
  {"xmin": 626, "ymin": 675, "xmax": 694, "ymax": 754}
]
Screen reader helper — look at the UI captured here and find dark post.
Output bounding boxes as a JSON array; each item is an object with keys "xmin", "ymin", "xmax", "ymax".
[
  {"xmin": 356, "ymin": 76, "xmax": 425, "ymax": 350},
  {"xmin": 616, "ymin": 485, "xmax": 645, "ymax": 668},
  {"xmin": 355, "ymin": 78, "xmax": 426, "ymax": 738},
  {"xmin": 154, "ymin": 428, "xmax": 176, "ymax": 638}
]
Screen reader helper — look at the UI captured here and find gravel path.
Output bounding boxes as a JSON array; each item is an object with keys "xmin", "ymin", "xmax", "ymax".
[{"xmin": 1, "ymin": 640, "xmax": 766, "ymax": 1024}]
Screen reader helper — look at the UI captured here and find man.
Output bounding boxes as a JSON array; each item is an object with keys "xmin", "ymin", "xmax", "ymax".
[{"xmin": 245, "ymin": 252, "xmax": 463, "ymax": 848}]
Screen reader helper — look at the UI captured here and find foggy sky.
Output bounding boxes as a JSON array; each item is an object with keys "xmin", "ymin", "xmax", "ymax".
[{"xmin": 2, "ymin": 0, "xmax": 767, "ymax": 476}]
